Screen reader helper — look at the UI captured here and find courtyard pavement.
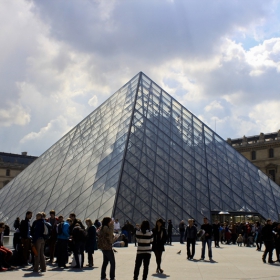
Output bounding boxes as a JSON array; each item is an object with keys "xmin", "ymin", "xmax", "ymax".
[{"xmin": 4, "ymin": 242, "xmax": 280, "ymax": 280}]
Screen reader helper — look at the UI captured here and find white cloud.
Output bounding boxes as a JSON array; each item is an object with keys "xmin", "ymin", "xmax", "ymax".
[
  {"xmin": 204, "ymin": 101, "xmax": 224, "ymax": 113},
  {"xmin": 88, "ymin": 95, "xmax": 98, "ymax": 107},
  {"xmin": 1, "ymin": 0, "xmax": 280, "ymax": 155},
  {"xmin": 0, "ymin": 105, "xmax": 30, "ymax": 127}
]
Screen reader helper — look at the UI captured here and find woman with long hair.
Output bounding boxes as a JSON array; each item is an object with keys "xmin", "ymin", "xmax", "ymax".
[
  {"xmin": 85, "ymin": 218, "xmax": 97, "ymax": 267},
  {"xmin": 152, "ymin": 218, "xmax": 167, "ymax": 274},
  {"xmin": 98, "ymin": 217, "xmax": 116, "ymax": 280},
  {"xmin": 133, "ymin": 220, "xmax": 153, "ymax": 280}
]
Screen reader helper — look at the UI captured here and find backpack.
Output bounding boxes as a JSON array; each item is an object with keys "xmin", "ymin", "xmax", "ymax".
[
  {"xmin": 57, "ymin": 222, "xmax": 64, "ymax": 235},
  {"xmin": 43, "ymin": 221, "xmax": 52, "ymax": 240},
  {"xmin": 77, "ymin": 228, "xmax": 86, "ymax": 242}
]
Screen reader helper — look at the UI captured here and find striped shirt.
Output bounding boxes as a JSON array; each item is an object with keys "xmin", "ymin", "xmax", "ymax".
[{"xmin": 135, "ymin": 229, "xmax": 154, "ymax": 254}]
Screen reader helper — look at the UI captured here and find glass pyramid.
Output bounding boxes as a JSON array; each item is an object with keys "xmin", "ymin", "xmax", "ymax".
[{"xmin": 0, "ymin": 72, "xmax": 279, "ymax": 227}]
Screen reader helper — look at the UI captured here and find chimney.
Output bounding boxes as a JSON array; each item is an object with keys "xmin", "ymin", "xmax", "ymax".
[{"xmin": 21, "ymin": 152, "xmax": 27, "ymax": 156}]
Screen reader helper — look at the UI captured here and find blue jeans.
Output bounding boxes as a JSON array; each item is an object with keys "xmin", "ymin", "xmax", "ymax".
[
  {"xmin": 201, "ymin": 238, "xmax": 212, "ymax": 259},
  {"xmin": 101, "ymin": 250, "xmax": 115, "ymax": 280}
]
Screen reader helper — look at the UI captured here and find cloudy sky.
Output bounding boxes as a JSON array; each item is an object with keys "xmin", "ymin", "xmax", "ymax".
[{"xmin": 1, "ymin": 0, "xmax": 280, "ymax": 156}]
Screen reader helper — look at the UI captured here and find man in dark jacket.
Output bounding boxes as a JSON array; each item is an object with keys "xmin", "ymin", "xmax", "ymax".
[
  {"xmin": 31, "ymin": 213, "xmax": 46, "ymax": 273},
  {"xmin": 261, "ymin": 219, "xmax": 274, "ymax": 263},
  {"xmin": 200, "ymin": 217, "xmax": 213, "ymax": 261},
  {"xmin": 184, "ymin": 219, "xmax": 197, "ymax": 260},
  {"xmin": 72, "ymin": 223, "xmax": 86, "ymax": 268},
  {"xmin": 19, "ymin": 211, "xmax": 32, "ymax": 265},
  {"xmin": 69, "ymin": 213, "xmax": 85, "ymax": 235},
  {"xmin": 167, "ymin": 220, "xmax": 173, "ymax": 245},
  {"xmin": 179, "ymin": 220, "xmax": 185, "ymax": 244},
  {"xmin": 46, "ymin": 210, "xmax": 58, "ymax": 263},
  {"xmin": 212, "ymin": 220, "xmax": 220, "ymax": 248}
]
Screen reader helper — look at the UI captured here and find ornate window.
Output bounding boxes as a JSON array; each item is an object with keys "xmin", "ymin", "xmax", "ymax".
[
  {"xmin": 269, "ymin": 148, "xmax": 274, "ymax": 158},
  {"xmin": 251, "ymin": 151, "xmax": 256, "ymax": 160},
  {"xmin": 268, "ymin": 170, "xmax": 276, "ymax": 181}
]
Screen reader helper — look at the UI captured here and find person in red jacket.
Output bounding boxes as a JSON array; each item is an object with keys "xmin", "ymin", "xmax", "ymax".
[{"xmin": 0, "ymin": 222, "xmax": 13, "ymax": 272}]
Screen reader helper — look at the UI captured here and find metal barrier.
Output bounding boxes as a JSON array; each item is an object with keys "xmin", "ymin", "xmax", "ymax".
[{"xmin": 3, "ymin": 235, "xmax": 13, "ymax": 249}]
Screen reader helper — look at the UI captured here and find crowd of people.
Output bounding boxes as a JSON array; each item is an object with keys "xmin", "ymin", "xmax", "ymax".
[{"xmin": 0, "ymin": 211, "xmax": 280, "ymax": 279}]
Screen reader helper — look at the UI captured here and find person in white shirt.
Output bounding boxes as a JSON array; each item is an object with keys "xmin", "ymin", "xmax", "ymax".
[{"xmin": 114, "ymin": 219, "xmax": 120, "ymax": 233}]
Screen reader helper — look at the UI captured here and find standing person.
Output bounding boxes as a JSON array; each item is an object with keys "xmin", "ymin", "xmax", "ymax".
[
  {"xmin": 114, "ymin": 219, "xmax": 120, "ymax": 234},
  {"xmin": 98, "ymin": 217, "xmax": 116, "ymax": 280},
  {"xmin": 19, "ymin": 211, "xmax": 33, "ymax": 266},
  {"xmin": 255, "ymin": 222, "xmax": 263, "ymax": 251},
  {"xmin": 68, "ymin": 213, "xmax": 84, "ymax": 256},
  {"xmin": 200, "ymin": 217, "xmax": 213, "ymax": 261},
  {"xmin": 133, "ymin": 220, "xmax": 154, "ymax": 280},
  {"xmin": 152, "ymin": 218, "xmax": 166, "ymax": 274},
  {"xmin": 166, "ymin": 220, "xmax": 173, "ymax": 245},
  {"xmin": 56, "ymin": 216, "xmax": 70, "ymax": 269},
  {"xmin": 13, "ymin": 217, "xmax": 20, "ymax": 230},
  {"xmin": 230, "ymin": 222, "xmax": 237, "ymax": 245},
  {"xmin": 134, "ymin": 224, "xmax": 140, "ymax": 246},
  {"xmin": 184, "ymin": 219, "xmax": 197, "ymax": 260},
  {"xmin": 122, "ymin": 221, "xmax": 134, "ymax": 243},
  {"xmin": 274, "ymin": 223, "xmax": 280, "ymax": 262},
  {"xmin": 31, "ymin": 212, "xmax": 46, "ymax": 273},
  {"xmin": 261, "ymin": 219, "xmax": 274, "ymax": 263},
  {"xmin": 179, "ymin": 220, "xmax": 185, "ymax": 244},
  {"xmin": 94, "ymin": 219, "xmax": 101, "ymax": 230},
  {"xmin": 46, "ymin": 210, "xmax": 58, "ymax": 263},
  {"xmin": 212, "ymin": 220, "xmax": 220, "ymax": 248},
  {"xmin": 69, "ymin": 213, "xmax": 85, "ymax": 234},
  {"xmin": 85, "ymin": 218, "xmax": 97, "ymax": 267},
  {"xmin": 72, "ymin": 223, "xmax": 86, "ymax": 268}
]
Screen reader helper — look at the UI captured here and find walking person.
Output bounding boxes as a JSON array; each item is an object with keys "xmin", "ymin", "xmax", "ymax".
[
  {"xmin": 261, "ymin": 219, "xmax": 274, "ymax": 263},
  {"xmin": 200, "ymin": 217, "xmax": 213, "ymax": 261},
  {"xmin": 152, "ymin": 218, "xmax": 166, "ymax": 274},
  {"xmin": 98, "ymin": 217, "xmax": 116, "ymax": 280},
  {"xmin": 85, "ymin": 218, "xmax": 97, "ymax": 267},
  {"xmin": 185, "ymin": 219, "xmax": 197, "ymax": 260},
  {"xmin": 179, "ymin": 220, "xmax": 185, "ymax": 244},
  {"xmin": 133, "ymin": 220, "xmax": 153, "ymax": 280}
]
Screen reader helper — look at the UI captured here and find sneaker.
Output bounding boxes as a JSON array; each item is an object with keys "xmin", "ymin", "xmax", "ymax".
[
  {"xmin": 209, "ymin": 258, "xmax": 213, "ymax": 261},
  {"xmin": 0, "ymin": 267, "xmax": 8, "ymax": 272}
]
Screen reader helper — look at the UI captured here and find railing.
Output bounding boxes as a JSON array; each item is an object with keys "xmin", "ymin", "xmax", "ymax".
[{"xmin": 3, "ymin": 235, "xmax": 13, "ymax": 249}]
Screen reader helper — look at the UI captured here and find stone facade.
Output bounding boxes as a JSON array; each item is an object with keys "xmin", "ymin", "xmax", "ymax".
[
  {"xmin": 0, "ymin": 152, "xmax": 37, "ymax": 189},
  {"xmin": 228, "ymin": 130, "xmax": 280, "ymax": 186}
]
